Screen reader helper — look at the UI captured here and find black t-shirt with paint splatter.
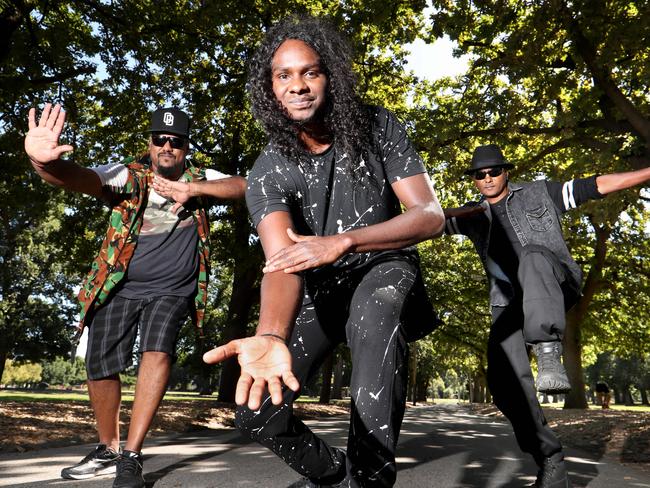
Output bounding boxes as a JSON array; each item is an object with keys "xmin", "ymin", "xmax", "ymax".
[{"xmin": 246, "ymin": 106, "xmax": 427, "ymax": 274}]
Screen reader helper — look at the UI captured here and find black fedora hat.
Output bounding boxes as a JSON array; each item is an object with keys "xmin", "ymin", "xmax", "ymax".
[
  {"xmin": 464, "ymin": 144, "xmax": 514, "ymax": 175},
  {"xmin": 148, "ymin": 107, "xmax": 190, "ymax": 138}
]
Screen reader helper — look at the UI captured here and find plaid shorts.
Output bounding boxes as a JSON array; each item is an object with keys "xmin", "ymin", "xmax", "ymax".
[{"xmin": 85, "ymin": 295, "xmax": 190, "ymax": 380}]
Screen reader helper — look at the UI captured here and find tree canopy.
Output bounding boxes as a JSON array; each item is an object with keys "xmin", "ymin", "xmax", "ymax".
[{"xmin": 1, "ymin": 0, "xmax": 648, "ymax": 405}]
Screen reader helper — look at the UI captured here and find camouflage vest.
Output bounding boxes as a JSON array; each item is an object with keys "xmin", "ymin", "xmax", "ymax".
[{"xmin": 77, "ymin": 157, "xmax": 211, "ymax": 335}]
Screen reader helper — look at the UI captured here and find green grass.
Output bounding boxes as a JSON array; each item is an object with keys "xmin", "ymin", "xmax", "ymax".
[
  {"xmin": 2, "ymin": 389, "xmax": 649, "ymax": 412},
  {"xmin": 538, "ymin": 400, "xmax": 650, "ymax": 412},
  {"xmin": 0, "ymin": 389, "xmax": 216, "ymax": 403}
]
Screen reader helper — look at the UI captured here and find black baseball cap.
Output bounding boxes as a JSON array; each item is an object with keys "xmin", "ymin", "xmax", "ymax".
[
  {"xmin": 148, "ymin": 107, "xmax": 190, "ymax": 138},
  {"xmin": 464, "ymin": 144, "xmax": 514, "ymax": 175}
]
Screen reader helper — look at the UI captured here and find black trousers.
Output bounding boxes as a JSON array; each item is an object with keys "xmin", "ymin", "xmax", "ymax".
[
  {"xmin": 517, "ymin": 245, "xmax": 579, "ymax": 344},
  {"xmin": 488, "ymin": 247, "xmax": 579, "ymax": 462},
  {"xmin": 236, "ymin": 259, "xmax": 416, "ymax": 487}
]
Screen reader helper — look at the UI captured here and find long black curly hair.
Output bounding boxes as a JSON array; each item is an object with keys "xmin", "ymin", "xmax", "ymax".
[{"xmin": 247, "ymin": 15, "xmax": 376, "ymax": 183}]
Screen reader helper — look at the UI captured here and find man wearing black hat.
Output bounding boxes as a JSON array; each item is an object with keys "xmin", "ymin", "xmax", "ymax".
[
  {"xmin": 25, "ymin": 103, "xmax": 246, "ymax": 488},
  {"xmin": 444, "ymin": 143, "xmax": 650, "ymax": 487}
]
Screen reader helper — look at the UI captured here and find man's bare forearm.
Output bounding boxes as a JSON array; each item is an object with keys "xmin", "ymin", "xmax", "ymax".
[
  {"xmin": 596, "ymin": 167, "xmax": 650, "ymax": 195},
  {"xmin": 256, "ymin": 271, "xmax": 303, "ymax": 342},
  {"xmin": 188, "ymin": 176, "xmax": 247, "ymax": 200},
  {"xmin": 30, "ymin": 158, "xmax": 103, "ymax": 197}
]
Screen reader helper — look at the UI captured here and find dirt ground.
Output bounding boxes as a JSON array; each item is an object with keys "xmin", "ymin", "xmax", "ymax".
[
  {"xmin": 467, "ymin": 403, "xmax": 650, "ymax": 470},
  {"xmin": 1, "ymin": 399, "xmax": 648, "ymax": 471}
]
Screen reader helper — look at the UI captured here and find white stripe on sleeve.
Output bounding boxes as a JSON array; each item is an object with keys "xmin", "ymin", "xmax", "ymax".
[
  {"xmin": 562, "ymin": 180, "xmax": 576, "ymax": 210},
  {"xmin": 90, "ymin": 163, "xmax": 129, "ymax": 188}
]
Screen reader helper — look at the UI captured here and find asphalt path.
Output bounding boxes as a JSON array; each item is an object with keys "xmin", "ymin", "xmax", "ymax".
[{"xmin": 1, "ymin": 403, "xmax": 649, "ymax": 487}]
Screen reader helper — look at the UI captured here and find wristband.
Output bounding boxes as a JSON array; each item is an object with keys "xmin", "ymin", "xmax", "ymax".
[{"xmin": 259, "ymin": 333, "xmax": 288, "ymax": 344}]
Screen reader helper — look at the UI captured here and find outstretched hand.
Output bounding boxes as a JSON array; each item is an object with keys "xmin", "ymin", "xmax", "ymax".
[
  {"xmin": 262, "ymin": 228, "xmax": 351, "ymax": 274},
  {"xmin": 25, "ymin": 103, "xmax": 74, "ymax": 165},
  {"xmin": 203, "ymin": 336, "xmax": 299, "ymax": 410},
  {"xmin": 152, "ymin": 175, "xmax": 191, "ymax": 206}
]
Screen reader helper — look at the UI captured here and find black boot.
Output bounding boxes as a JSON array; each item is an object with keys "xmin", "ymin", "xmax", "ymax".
[
  {"xmin": 531, "ymin": 452, "xmax": 571, "ymax": 487},
  {"xmin": 533, "ymin": 342, "xmax": 571, "ymax": 394}
]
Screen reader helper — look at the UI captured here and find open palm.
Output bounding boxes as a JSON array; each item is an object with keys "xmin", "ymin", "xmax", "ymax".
[
  {"xmin": 25, "ymin": 103, "xmax": 73, "ymax": 165},
  {"xmin": 203, "ymin": 336, "xmax": 300, "ymax": 410}
]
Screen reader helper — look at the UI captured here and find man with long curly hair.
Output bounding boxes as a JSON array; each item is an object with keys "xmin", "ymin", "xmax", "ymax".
[{"xmin": 204, "ymin": 15, "xmax": 445, "ymax": 488}]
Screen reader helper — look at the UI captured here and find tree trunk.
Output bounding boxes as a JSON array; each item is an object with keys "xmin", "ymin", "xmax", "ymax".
[
  {"xmin": 640, "ymin": 388, "xmax": 649, "ymax": 405},
  {"xmin": 624, "ymin": 386, "xmax": 635, "ymax": 406},
  {"xmin": 564, "ymin": 221, "xmax": 610, "ymax": 409},
  {"xmin": 0, "ymin": 349, "xmax": 7, "ymax": 384},
  {"xmin": 319, "ymin": 352, "xmax": 334, "ymax": 404},
  {"xmin": 613, "ymin": 388, "xmax": 622, "ymax": 405},
  {"xmin": 563, "ymin": 312, "xmax": 587, "ymax": 408},
  {"xmin": 331, "ymin": 353, "xmax": 344, "ymax": 399},
  {"xmin": 415, "ymin": 376, "xmax": 429, "ymax": 403},
  {"xmin": 409, "ymin": 343, "xmax": 418, "ymax": 405},
  {"xmin": 217, "ymin": 201, "xmax": 263, "ymax": 402}
]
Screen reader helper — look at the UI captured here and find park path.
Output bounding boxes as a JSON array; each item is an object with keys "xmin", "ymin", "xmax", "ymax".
[{"xmin": 1, "ymin": 403, "xmax": 649, "ymax": 487}]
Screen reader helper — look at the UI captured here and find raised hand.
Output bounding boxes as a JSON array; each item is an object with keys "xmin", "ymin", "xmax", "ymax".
[
  {"xmin": 262, "ymin": 228, "xmax": 351, "ymax": 274},
  {"xmin": 203, "ymin": 336, "xmax": 300, "ymax": 410},
  {"xmin": 25, "ymin": 103, "xmax": 74, "ymax": 165},
  {"xmin": 152, "ymin": 175, "xmax": 191, "ymax": 205}
]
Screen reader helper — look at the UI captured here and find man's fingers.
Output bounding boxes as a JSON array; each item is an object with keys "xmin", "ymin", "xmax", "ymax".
[
  {"xmin": 203, "ymin": 340, "xmax": 240, "ymax": 364},
  {"xmin": 54, "ymin": 145, "xmax": 74, "ymax": 158},
  {"xmin": 264, "ymin": 247, "xmax": 309, "ymax": 273},
  {"xmin": 46, "ymin": 104, "xmax": 61, "ymax": 130},
  {"xmin": 235, "ymin": 373, "xmax": 253, "ymax": 406},
  {"xmin": 38, "ymin": 103, "xmax": 52, "ymax": 127},
  {"xmin": 248, "ymin": 378, "xmax": 267, "ymax": 411},
  {"xmin": 28, "ymin": 108, "xmax": 36, "ymax": 130},
  {"xmin": 282, "ymin": 371, "xmax": 300, "ymax": 392},
  {"xmin": 286, "ymin": 228, "xmax": 307, "ymax": 242},
  {"xmin": 53, "ymin": 107, "xmax": 67, "ymax": 137},
  {"xmin": 268, "ymin": 377, "xmax": 284, "ymax": 405}
]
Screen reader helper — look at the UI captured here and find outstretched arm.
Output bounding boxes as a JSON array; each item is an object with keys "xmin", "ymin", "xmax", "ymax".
[
  {"xmin": 443, "ymin": 206, "xmax": 485, "ymax": 219},
  {"xmin": 596, "ymin": 167, "xmax": 650, "ymax": 196},
  {"xmin": 203, "ymin": 211, "xmax": 302, "ymax": 410},
  {"xmin": 151, "ymin": 174, "xmax": 247, "ymax": 205},
  {"xmin": 25, "ymin": 103, "xmax": 103, "ymax": 198},
  {"xmin": 263, "ymin": 172, "xmax": 444, "ymax": 273}
]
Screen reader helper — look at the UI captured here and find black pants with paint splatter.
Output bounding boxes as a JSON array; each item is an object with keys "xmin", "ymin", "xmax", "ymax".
[{"xmin": 235, "ymin": 258, "xmax": 416, "ymax": 487}]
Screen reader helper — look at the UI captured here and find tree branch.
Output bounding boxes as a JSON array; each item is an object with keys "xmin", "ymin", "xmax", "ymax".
[{"xmin": 558, "ymin": 0, "xmax": 650, "ymax": 145}]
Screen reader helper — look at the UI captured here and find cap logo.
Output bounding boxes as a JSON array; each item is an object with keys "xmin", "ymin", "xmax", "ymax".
[{"xmin": 163, "ymin": 112, "xmax": 174, "ymax": 126}]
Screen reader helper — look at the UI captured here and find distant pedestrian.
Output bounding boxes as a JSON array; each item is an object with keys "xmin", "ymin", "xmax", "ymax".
[{"xmin": 595, "ymin": 382, "xmax": 611, "ymax": 409}]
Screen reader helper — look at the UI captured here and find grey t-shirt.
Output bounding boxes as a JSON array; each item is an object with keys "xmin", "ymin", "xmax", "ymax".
[{"xmin": 246, "ymin": 106, "xmax": 427, "ymax": 274}]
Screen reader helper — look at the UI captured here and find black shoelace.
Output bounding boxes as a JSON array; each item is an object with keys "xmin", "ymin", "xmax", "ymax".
[{"xmin": 118, "ymin": 455, "xmax": 141, "ymax": 475}]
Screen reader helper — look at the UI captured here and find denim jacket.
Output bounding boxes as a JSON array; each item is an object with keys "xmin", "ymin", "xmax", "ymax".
[{"xmin": 445, "ymin": 180, "xmax": 582, "ymax": 306}]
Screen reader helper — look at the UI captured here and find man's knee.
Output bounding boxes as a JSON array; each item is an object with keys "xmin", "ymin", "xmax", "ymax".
[
  {"xmin": 140, "ymin": 350, "xmax": 172, "ymax": 364},
  {"xmin": 518, "ymin": 249, "xmax": 553, "ymax": 275}
]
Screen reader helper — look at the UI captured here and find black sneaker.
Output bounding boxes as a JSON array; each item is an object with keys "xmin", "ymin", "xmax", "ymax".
[
  {"xmin": 533, "ymin": 342, "xmax": 571, "ymax": 394},
  {"xmin": 531, "ymin": 452, "xmax": 572, "ymax": 487},
  {"xmin": 61, "ymin": 444, "xmax": 119, "ymax": 480},
  {"xmin": 113, "ymin": 450, "xmax": 145, "ymax": 488}
]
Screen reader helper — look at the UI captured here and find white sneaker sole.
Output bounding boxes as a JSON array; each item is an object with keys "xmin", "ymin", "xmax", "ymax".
[{"xmin": 61, "ymin": 464, "xmax": 117, "ymax": 480}]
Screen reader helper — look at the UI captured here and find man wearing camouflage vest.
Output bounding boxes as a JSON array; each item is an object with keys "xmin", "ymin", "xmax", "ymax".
[{"xmin": 25, "ymin": 103, "xmax": 246, "ymax": 488}]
